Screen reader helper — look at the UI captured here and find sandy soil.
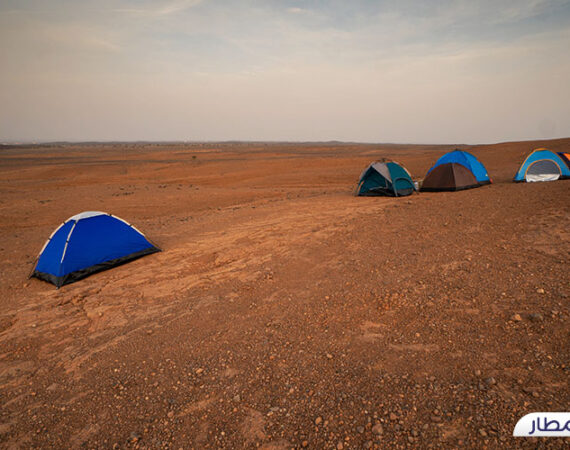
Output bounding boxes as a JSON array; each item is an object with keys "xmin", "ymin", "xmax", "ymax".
[{"xmin": 0, "ymin": 139, "xmax": 568, "ymax": 449}]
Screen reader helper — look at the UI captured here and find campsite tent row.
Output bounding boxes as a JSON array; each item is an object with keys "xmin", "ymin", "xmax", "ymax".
[
  {"xmin": 32, "ymin": 147, "xmax": 568, "ymax": 288},
  {"xmin": 357, "ymin": 148, "xmax": 570, "ymax": 196}
]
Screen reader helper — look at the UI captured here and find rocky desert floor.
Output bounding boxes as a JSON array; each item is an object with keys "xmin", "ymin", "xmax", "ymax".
[{"xmin": 0, "ymin": 139, "xmax": 568, "ymax": 449}]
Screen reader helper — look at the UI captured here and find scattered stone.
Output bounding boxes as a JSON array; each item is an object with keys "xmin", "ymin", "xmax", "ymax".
[
  {"xmin": 431, "ymin": 415, "xmax": 442, "ymax": 423},
  {"xmin": 315, "ymin": 417, "xmax": 323, "ymax": 426},
  {"xmin": 336, "ymin": 442, "xmax": 343, "ymax": 450},
  {"xmin": 233, "ymin": 395, "xmax": 241, "ymax": 402},
  {"xmin": 484, "ymin": 377, "xmax": 497, "ymax": 386},
  {"xmin": 474, "ymin": 369, "xmax": 482, "ymax": 376},
  {"xmin": 301, "ymin": 441, "xmax": 308, "ymax": 448},
  {"xmin": 357, "ymin": 426, "xmax": 364, "ymax": 434},
  {"xmin": 364, "ymin": 441, "xmax": 373, "ymax": 449},
  {"xmin": 167, "ymin": 411, "xmax": 174, "ymax": 418},
  {"xmin": 479, "ymin": 429, "xmax": 487, "ymax": 437},
  {"xmin": 529, "ymin": 313, "xmax": 543, "ymax": 322},
  {"xmin": 536, "ymin": 288, "xmax": 545, "ymax": 294},
  {"xmin": 389, "ymin": 412, "xmax": 398, "ymax": 421},
  {"xmin": 195, "ymin": 368, "xmax": 204, "ymax": 375},
  {"xmin": 372, "ymin": 423, "xmax": 384, "ymax": 435},
  {"xmin": 510, "ymin": 314, "xmax": 523, "ymax": 322},
  {"xmin": 128, "ymin": 431, "xmax": 141, "ymax": 442},
  {"xmin": 326, "ymin": 353, "xmax": 333, "ymax": 359}
]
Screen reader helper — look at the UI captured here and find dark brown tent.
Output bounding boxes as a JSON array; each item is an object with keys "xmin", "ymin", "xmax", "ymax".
[{"xmin": 421, "ymin": 162, "xmax": 480, "ymax": 191}]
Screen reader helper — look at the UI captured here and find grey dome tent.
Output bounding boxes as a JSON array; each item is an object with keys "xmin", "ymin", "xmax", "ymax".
[{"xmin": 356, "ymin": 161, "xmax": 416, "ymax": 197}]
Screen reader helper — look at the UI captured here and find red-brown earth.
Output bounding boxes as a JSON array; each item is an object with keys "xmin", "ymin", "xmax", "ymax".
[{"xmin": 0, "ymin": 139, "xmax": 568, "ymax": 449}]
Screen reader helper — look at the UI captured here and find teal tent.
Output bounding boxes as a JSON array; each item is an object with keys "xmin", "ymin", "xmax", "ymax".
[
  {"xmin": 356, "ymin": 161, "xmax": 416, "ymax": 197},
  {"xmin": 513, "ymin": 148, "xmax": 570, "ymax": 182}
]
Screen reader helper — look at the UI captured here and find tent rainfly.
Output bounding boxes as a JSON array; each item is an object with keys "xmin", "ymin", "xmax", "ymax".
[
  {"xmin": 356, "ymin": 161, "xmax": 416, "ymax": 197},
  {"xmin": 31, "ymin": 211, "xmax": 160, "ymax": 288},
  {"xmin": 421, "ymin": 150, "xmax": 491, "ymax": 192}
]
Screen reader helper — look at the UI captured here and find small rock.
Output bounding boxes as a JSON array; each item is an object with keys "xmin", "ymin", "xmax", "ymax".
[
  {"xmin": 510, "ymin": 314, "xmax": 523, "ymax": 322},
  {"xmin": 411, "ymin": 429, "xmax": 419, "ymax": 437},
  {"xmin": 336, "ymin": 442, "xmax": 343, "ymax": 450},
  {"xmin": 431, "ymin": 415, "xmax": 442, "ymax": 423},
  {"xmin": 479, "ymin": 429, "xmax": 487, "ymax": 437},
  {"xmin": 474, "ymin": 369, "xmax": 482, "ymax": 376},
  {"xmin": 364, "ymin": 441, "xmax": 373, "ymax": 449},
  {"xmin": 195, "ymin": 368, "xmax": 204, "ymax": 375},
  {"xmin": 536, "ymin": 288, "xmax": 545, "ymax": 294},
  {"xmin": 485, "ymin": 377, "xmax": 497, "ymax": 386},
  {"xmin": 315, "ymin": 416, "xmax": 323, "ymax": 426},
  {"xmin": 372, "ymin": 423, "xmax": 384, "ymax": 435},
  {"xmin": 233, "ymin": 394, "xmax": 241, "ymax": 402},
  {"xmin": 167, "ymin": 411, "xmax": 174, "ymax": 418},
  {"xmin": 301, "ymin": 441, "xmax": 308, "ymax": 448},
  {"xmin": 529, "ymin": 313, "xmax": 543, "ymax": 322},
  {"xmin": 128, "ymin": 431, "xmax": 141, "ymax": 442},
  {"xmin": 389, "ymin": 412, "xmax": 398, "ymax": 421},
  {"xmin": 326, "ymin": 353, "xmax": 333, "ymax": 359},
  {"xmin": 357, "ymin": 426, "xmax": 364, "ymax": 434}
]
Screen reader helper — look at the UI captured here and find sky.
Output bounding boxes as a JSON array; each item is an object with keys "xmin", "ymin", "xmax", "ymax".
[{"xmin": 1, "ymin": 0, "xmax": 569, "ymax": 143}]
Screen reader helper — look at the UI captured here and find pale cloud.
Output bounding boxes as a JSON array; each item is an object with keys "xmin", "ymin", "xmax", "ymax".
[
  {"xmin": 114, "ymin": 0, "xmax": 204, "ymax": 17},
  {"xmin": 0, "ymin": 0, "xmax": 569, "ymax": 142}
]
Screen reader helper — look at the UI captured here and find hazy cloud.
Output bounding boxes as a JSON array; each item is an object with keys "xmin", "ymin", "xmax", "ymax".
[
  {"xmin": 287, "ymin": 7, "xmax": 307, "ymax": 14},
  {"xmin": 114, "ymin": 0, "xmax": 204, "ymax": 17},
  {"xmin": 0, "ymin": 0, "xmax": 569, "ymax": 142}
]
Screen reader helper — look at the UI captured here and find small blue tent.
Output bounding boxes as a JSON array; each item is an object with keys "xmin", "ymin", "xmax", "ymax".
[
  {"xmin": 427, "ymin": 149, "xmax": 491, "ymax": 185},
  {"xmin": 31, "ymin": 212, "xmax": 160, "ymax": 288},
  {"xmin": 513, "ymin": 149, "xmax": 570, "ymax": 182},
  {"xmin": 356, "ymin": 161, "xmax": 416, "ymax": 197}
]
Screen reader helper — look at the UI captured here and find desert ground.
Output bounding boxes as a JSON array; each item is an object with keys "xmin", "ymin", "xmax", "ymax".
[{"xmin": 0, "ymin": 139, "xmax": 568, "ymax": 449}]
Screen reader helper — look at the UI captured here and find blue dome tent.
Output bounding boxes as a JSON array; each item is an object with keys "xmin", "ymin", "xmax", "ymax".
[
  {"xmin": 427, "ymin": 149, "xmax": 491, "ymax": 185},
  {"xmin": 31, "ymin": 212, "xmax": 160, "ymax": 288},
  {"xmin": 514, "ymin": 149, "xmax": 570, "ymax": 182}
]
